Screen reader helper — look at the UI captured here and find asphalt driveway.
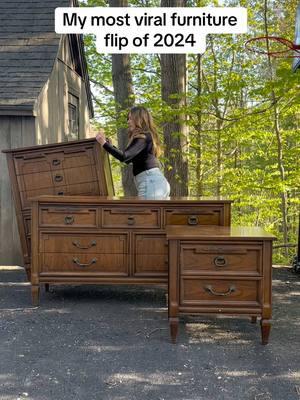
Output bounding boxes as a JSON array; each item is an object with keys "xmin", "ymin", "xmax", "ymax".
[{"xmin": 0, "ymin": 266, "xmax": 299, "ymax": 400}]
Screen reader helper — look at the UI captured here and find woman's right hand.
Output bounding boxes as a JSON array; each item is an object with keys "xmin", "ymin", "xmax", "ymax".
[{"xmin": 96, "ymin": 129, "xmax": 106, "ymax": 146}]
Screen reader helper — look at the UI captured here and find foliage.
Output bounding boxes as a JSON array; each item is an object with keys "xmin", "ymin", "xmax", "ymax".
[{"xmin": 80, "ymin": 0, "xmax": 300, "ymax": 264}]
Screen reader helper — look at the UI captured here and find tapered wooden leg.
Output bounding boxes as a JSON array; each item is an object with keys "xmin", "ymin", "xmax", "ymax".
[
  {"xmin": 251, "ymin": 316, "xmax": 257, "ymax": 324},
  {"xmin": 45, "ymin": 284, "xmax": 50, "ymax": 292},
  {"xmin": 31, "ymin": 285, "xmax": 40, "ymax": 306},
  {"xmin": 260, "ymin": 319, "xmax": 271, "ymax": 345},
  {"xmin": 169, "ymin": 318, "xmax": 179, "ymax": 343}
]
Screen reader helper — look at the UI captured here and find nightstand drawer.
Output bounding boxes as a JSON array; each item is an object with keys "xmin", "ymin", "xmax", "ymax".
[
  {"xmin": 41, "ymin": 253, "xmax": 128, "ymax": 275},
  {"xmin": 40, "ymin": 233, "xmax": 127, "ymax": 254},
  {"xmin": 40, "ymin": 207, "xmax": 98, "ymax": 228},
  {"xmin": 102, "ymin": 208, "xmax": 161, "ymax": 228},
  {"xmin": 165, "ymin": 207, "xmax": 224, "ymax": 226},
  {"xmin": 180, "ymin": 277, "xmax": 261, "ymax": 307},
  {"xmin": 180, "ymin": 244, "xmax": 262, "ymax": 275}
]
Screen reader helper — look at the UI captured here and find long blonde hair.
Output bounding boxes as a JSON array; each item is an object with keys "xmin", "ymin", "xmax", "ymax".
[{"xmin": 127, "ymin": 106, "xmax": 162, "ymax": 158}]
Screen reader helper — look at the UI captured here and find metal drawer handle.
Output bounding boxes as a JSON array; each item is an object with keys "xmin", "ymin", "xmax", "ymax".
[
  {"xmin": 64, "ymin": 215, "xmax": 74, "ymax": 225},
  {"xmin": 72, "ymin": 257, "xmax": 97, "ymax": 268},
  {"xmin": 188, "ymin": 215, "xmax": 198, "ymax": 225},
  {"xmin": 54, "ymin": 174, "xmax": 63, "ymax": 182},
  {"xmin": 127, "ymin": 216, "xmax": 135, "ymax": 225},
  {"xmin": 52, "ymin": 159, "xmax": 61, "ymax": 166},
  {"xmin": 213, "ymin": 256, "xmax": 227, "ymax": 267},
  {"xmin": 72, "ymin": 240, "xmax": 96, "ymax": 249},
  {"xmin": 57, "ymin": 191, "xmax": 64, "ymax": 195},
  {"xmin": 204, "ymin": 285, "xmax": 236, "ymax": 296}
]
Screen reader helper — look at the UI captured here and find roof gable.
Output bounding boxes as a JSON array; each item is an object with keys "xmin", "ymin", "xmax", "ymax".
[{"xmin": 0, "ymin": 0, "xmax": 93, "ymax": 117}]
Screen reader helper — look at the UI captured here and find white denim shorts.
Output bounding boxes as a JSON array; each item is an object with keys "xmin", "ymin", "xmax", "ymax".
[{"xmin": 134, "ymin": 168, "xmax": 170, "ymax": 199}]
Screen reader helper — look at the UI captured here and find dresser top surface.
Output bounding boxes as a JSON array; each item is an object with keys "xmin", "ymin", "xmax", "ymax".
[
  {"xmin": 31, "ymin": 195, "xmax": 233, "ymax": 204},
  {"xmin": 166, "ymin": 225, "xmax": 276, "ymax": 240},
  {"xmin": 2, "ymin": 138, "xmax": 98, "ymax": 154}
]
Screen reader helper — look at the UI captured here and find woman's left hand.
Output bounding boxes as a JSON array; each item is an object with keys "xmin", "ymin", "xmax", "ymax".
[{"xmin": 96, "ymin": 129, "xmax": 106, "ymax": 146}]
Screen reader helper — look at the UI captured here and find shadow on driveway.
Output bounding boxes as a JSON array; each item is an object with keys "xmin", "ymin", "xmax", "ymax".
[{"xmin": 0, "ymin": 266, "xmax": 299, "ymax": 400}]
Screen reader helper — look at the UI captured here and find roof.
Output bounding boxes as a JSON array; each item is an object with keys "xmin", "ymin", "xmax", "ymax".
[{"xmin": 0, "ymin": 0, "xmax": 93, "ymax": 117}]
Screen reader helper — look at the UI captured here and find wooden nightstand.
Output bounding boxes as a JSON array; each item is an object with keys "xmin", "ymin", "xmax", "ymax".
[{"xmin": 166, "ymin": 225, "xmax": 276, "ymax": 345}]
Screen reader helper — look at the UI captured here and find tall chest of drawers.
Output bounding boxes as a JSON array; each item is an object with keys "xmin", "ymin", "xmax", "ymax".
[
  {"xmin": 166, "ymin": 225, "xmax": 276, "ymax": 344},
  {"xmin": 30, "ymin": 196, "xmax": 232, "ymax": 305},
  {"xmin": 3, "ymin": 139, "xmax": 114, "ymax": 278}
]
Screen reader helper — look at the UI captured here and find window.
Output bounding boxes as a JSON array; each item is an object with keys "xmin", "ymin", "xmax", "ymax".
[{"xmin": 67, "ymin": 92, "xmax": 79, "ymax": 140}]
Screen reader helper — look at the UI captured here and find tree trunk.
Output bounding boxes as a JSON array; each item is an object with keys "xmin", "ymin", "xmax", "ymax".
[
  {"xmin": 196, "ymin": 54, "xmax": 203, "ymax": 196},
  {"xmin": 161, "ymin": 0, "xmax": 189, "ymax": 196},
  {"xmin": 264, "ymin": 0, "xmax": 289, "ymax": 256},
  {"xmin": 109, "ymin": 0, "xmax": 135, "ymax": 196}
]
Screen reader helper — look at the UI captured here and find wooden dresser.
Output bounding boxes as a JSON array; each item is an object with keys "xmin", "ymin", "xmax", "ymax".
[
  {"xmin": 166, "ymin": 225, "xmax": 276, "ymax": 344},
  {"xmin": 30, "ymin": 196, "xmax": 232, "ymax": 305},
  {"xmin": 3, "ymin": 139, "xmax": 114, "ymax": 279}
]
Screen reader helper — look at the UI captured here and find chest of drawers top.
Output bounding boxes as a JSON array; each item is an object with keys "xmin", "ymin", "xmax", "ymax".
[
  {"xmin": 3, "ymin": 138, "xmax": 114, "ymax": 271},
  {"xmin": 3, "ymin": 138, "xmax": 114, "ymax": 211}
]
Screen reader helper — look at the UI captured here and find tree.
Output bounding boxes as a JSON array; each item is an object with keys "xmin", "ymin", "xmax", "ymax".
[{"xmin": 160, "ymin": 0, "xmax": 189, "ymax": 196}]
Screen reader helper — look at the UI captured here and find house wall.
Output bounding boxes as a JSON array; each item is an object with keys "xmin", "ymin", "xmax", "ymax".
[
  {"xmin": 0, "ymin": 116, "xmax": 35, "ymax": 265},
  {"xmin": 0, "ymin": 35, "xmax": 92, "ymax": 265},
  {"xmin": 35, "ymin": 36, "xmax": 91, "ymax": 145}
]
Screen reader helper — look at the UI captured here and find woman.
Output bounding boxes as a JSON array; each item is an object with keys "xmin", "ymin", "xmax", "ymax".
[{"xmin": 96, "ymin": 106, "xmax": 170, "ymax": 199}]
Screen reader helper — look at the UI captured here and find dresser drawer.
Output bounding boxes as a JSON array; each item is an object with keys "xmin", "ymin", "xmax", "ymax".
[
  {"xmin": 56, "ymin": 165, "xmax": 98, "ymax": 186},
  {"xmin": 40, "ymin": 233, "xmax": 127, "ymax": 254},
  {"xmin": 164, "ymin": 207, "xmax": 224, "ymax": 226},
  {"xmin": 134, "ymin": 254, "xmax": 168, "ymax": 276},
  {"xmin": 14, "ymin": 154, "xmax": 50, "ymax": 175},
  {"xmin": 135, "ymin": 234, "xmax": 167, "ymax": 255},
  {"xmin": 40, "ymin": 207, "xmax": 98, "ymax": 228},
  {"xmin": 14, "ymin": 148, "xmax": 96, "ymax": 176},
  {"xmin": 41, "ymin": 253, "xmax": 128, "ymax": 275},
  {"xmin": 55, "ymin": 182, "xmax": 100, "ymax": 197},
  {"xmin": 48, "ymin": 148, "xmax": 95, "ymax": 170},
  {"xmin": 102, "ymin": 208, "xmax": 161, "ymax": 228},
  {"xmin": 180, "ymin": 243, "xmax": 262, "ymax": 275},
  {"xmin": 21, "ymin": 187, "xmax": 56, "ymax": 209},
  {"xmin": 20, "ymin": 181, "xmax": 100, "ymax": 209},
  {"xmin": 180, "ymin": 277, "xmax": 261, "ymax": 307},
  {"xmin": 17, "ymin": 171, "xmax": 53, "ymax": 191}
]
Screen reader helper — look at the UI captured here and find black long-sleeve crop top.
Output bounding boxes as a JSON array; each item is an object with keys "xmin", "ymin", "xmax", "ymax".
[{"xmin": 102, "ymin": 132, "xmax": 160, "ymax": 176}]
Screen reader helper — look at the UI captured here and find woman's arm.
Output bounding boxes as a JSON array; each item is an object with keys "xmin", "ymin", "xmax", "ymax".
[{"xmin": 103, "ymin": 138, "xmax": 147, "ymax": 164}]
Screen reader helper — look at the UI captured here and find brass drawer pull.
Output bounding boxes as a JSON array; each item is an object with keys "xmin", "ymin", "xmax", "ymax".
[
  {"xmin": 127, "ymin": 216, "xmax": 135, "ymax": 225},
  {"xmin": 188, "ymin": 215, "xmax": 198, "ymax": 225},
  {"xmin": 52, "ymin": 159, "xmax": 61, "ymax": 166},
  {"xmin": 73, "ymin": 257, "xmax": 97, "ymax": 267},
  {"xmin": 213, "ymin": 256, "xmax": 227, "ymax": 267},
  {"xmin": 204, "ymin": 285, "xmax": 236, "ymax": 296},
  {"xmin": 54, "ymin": 174, "xmax": 63, "ymax": 182},
  {"xmin": 72, "ymin": 240, "xmax": 96, "ymax": 249},
  {"xmin": 64, "ymin": 215, "xmax": 74, "ymax": 225}
]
